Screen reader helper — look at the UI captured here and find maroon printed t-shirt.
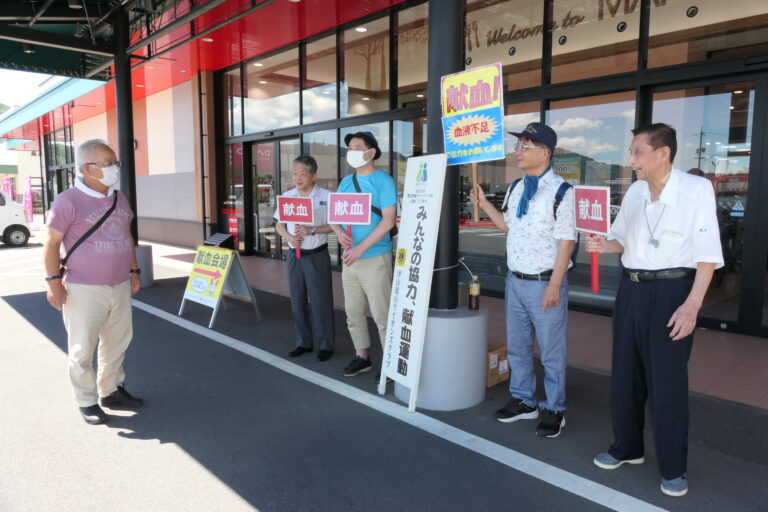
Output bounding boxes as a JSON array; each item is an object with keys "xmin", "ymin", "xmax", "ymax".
[{"xmin": 47, "ymin": 185, "xmax": 134, "ymax": 285}]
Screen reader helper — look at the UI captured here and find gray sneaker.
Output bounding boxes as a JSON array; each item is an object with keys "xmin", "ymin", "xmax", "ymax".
[
  {"xmin": 593, "ymin": 452, "xmax": 645, "ymax": 470},
  {"xmin": 495, "ymin": 398, "xmax": 539, "ymax": 423},
  {"xmin": 661, "ymin": 476, "xmax": 688, "ymax": 497}
]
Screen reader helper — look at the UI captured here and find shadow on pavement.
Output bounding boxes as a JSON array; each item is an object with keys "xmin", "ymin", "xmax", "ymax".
[{"xmin": 2, "ymin": 277, "xmax": 767, "ymax": 511}]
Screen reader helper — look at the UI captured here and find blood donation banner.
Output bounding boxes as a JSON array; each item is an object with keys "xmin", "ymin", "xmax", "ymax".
[
  {"xmin": 441, "ymin": 62, "xmax": 505, "ymax": 166},
  {"xmin": 379, "ymin": 153, "xmax": 447, "ymax": 411}
]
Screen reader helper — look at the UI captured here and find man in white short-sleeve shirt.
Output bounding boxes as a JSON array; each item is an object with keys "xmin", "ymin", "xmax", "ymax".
[
  {"xmin": 274, "ymin": 155, "xmax": 335, "ymax": 361},
  {"xmin": 587, "ymin": 123, "xmax": 723, "ymax": 498}
]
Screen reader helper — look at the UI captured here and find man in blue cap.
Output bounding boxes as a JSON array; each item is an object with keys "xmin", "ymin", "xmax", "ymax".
[
  {"xmin": 471, "ymin": 122, "xmax": 576, "ymax": 438},
  {"xmin": 331, "ymin": 131, "xmax": 397, "ymax": 377}
]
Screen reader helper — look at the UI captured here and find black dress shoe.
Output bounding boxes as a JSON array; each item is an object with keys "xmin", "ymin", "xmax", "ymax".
[
  {"xmin": 289, "ymin": 346, "xmax": 313, "ymax": 357},
  {"xmin": 316, "ymin": 350, "xmax": 333, "ymax": 361},
  {"xmin": 100, "ymin": 385, "xmax": 144, "ymax": 409},
  {"xmin": 80, "ymin": 404, "xmax": 108, "ymax": 425}
]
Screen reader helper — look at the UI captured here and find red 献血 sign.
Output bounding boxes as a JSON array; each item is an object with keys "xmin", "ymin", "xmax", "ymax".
[
  {"xmin": 574, "ymin": 186, "xmax": 611, "ymax": 236},
  {"xmin": 276, "ymin": 196, "xmax": 314, "ymax": 224},
  {"xmin": 327, "ymin": 193, "xmax": 372, "ymax": 225}
]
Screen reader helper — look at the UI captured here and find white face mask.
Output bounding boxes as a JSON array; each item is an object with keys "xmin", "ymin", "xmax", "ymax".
[
  {"xmin": 346, "ymin": 150, "xmax": 371, "ymax": 169},
  {"xmin": 97, "ymin": 165, "xmax": 120, "ymax": 187}
]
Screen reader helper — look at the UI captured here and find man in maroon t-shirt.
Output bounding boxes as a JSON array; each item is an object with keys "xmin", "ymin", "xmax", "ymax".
[{"xmin": 43, "ymin": 140, "xmax": 143, "ymax": 425}]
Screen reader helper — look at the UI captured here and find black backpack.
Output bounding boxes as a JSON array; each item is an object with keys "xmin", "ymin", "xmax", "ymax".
[{"xmin": 501, "ymin": 178, "xmax": 579, "ymax": 270}]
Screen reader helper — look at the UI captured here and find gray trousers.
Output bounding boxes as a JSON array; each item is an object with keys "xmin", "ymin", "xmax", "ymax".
[{"xmin": 286, "ymin": 247, "xmax": 335, "ymax": 351}]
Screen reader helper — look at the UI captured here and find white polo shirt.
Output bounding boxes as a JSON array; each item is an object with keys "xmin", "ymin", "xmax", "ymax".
[
  {"xmin": 273, "ymin": 185, "xmax": 330, "ymax": 250},
  {"xmin": 609, "ymin": 168, "xmax": 724, "ymax": 270}
]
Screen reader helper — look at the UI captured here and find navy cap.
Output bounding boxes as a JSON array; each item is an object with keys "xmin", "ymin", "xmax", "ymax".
[
  {"xmin": 344, "ymin": 131, "xmax": 381, "ymax": 160},
  {"xmin": 508, "ymin": 122, "xmax": 557, "ymax": 153}
]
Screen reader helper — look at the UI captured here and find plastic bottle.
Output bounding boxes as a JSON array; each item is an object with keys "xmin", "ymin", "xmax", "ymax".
[{"xmin": 468, "ymin": 274, "xmax": 480, "ymax": 310}]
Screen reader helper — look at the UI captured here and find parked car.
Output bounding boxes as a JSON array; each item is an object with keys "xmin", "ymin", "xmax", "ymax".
[{"xmin": 0, "ymin": 191, "xmax": 30, "ymax": 247}]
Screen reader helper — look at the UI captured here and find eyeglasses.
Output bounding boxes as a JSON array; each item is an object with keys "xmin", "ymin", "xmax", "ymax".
[
  {"xmin": 84, "ymin": 161, "xmax": 120, "ymax": 168},
  {"xmin": 514, "ymin": 143, "xmax": 545, "ymax": 152}
]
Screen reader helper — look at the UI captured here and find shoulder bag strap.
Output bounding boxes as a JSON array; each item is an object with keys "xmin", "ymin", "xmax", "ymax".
[
  {"xmin": 61, "ymin": 191, "xmax": 119, "ymax": 268},
  {"xmin": 352, "ymin": 173, "xmax": 384, "ymax": 218}
]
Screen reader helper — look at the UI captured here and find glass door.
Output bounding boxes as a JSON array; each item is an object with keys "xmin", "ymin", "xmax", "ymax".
[
  {"xmin": 250, "ymin": 138, "xmax": 300, "ymax": 257},
  {"xmin": 651, "ymin": 79, "xmax": 764, "ymax": 332}
]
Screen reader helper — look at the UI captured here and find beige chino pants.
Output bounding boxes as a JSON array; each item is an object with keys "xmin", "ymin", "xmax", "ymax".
[
  {"xmin": 341, "ymin": 253, "xmax": 392, "ymax": 350},
  {"xmin": 62, "ymin": 280, "xmax": 133, "ymax": 407}
]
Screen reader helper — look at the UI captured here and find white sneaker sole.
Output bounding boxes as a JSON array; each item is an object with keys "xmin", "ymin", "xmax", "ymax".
[
  {"xmin": 343, "ymin": 365, "xmax": 372, "ymax": 377},
  {"xmin": 660, "ymin": 483, "xmax": 688, "ymax": 497},
  {"xmin": 594, "ymin": 456, "xmax": 645, "ymax": 470},
  {"xmin": 537, "ymin": 417, "xmax": 566, "ymax": 438},
  {"xmin": 497, "ymin": 409, "xmax": 539, "ymax": 423}
]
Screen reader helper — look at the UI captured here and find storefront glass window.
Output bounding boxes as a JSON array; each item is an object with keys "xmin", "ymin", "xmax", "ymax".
[
  {"xmin": 223, "ymin": 67, "xmax": 242, "ymax": 137},
  {"xmin": 393, "ymin": 117, "xmax": 428, "ymax": 214},
  {"xmin": 304, "ymin": 36, "xmax": 338, "ymax": 124},
  {"xmin": 648, "ymin": 1, "xmax": 768, "ymax": 68},
  {"xmin": 339, "ymin": 123, "xmax": 390, "ymax": 178},
  {"xmin": 546, "ymin": 92, "xmax": 636, "ymax": 307},
  {"xmin": 303, "ymin": 130, "xmax": 340, "ymax": 262},
  {"xmin": 342, "ymin": 17, "xmax": 390, "ymax": 118},
  {"xmin": 396, "ymin": 4, "xmax": 428, "ymax": 109},
  {"xmin": 458, "ymin": 102, "xmax": 540, "ymax": 294},
  {"xmin": 222, "ymin": 143, "xmax": 245, "ymax": 252},
  {"xmin": 465, "ymin": 0, "xmax": 542, "ymax": 91},
  {"xmin": 244, "ymin": 49, "xmax": 300, "ymax": 133},
  {"xmin": 551, "ymin": 0, "xmax": 638, "ymax": 83},
  {"xmin": 653, "ymin": 82, "xmax": 755, "ymax": 325}
]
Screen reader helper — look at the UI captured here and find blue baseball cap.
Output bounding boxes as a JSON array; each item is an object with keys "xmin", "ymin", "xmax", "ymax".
[
  {"xmin": 509, "ymin": 122, "xmax": 557, "ymax": 153},
  {"xmin": 344, "ymin": 131, "xmax": 381, "ymax": 160}
]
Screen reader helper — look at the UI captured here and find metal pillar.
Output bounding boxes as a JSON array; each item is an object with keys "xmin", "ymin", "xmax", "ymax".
[
  {"xmin": 428, "ymin": 0, "xmax": 464, "ymax": 310},
  {"xmin": 112, "ymin": 6, "xmax": 139, "ymax": 242}
]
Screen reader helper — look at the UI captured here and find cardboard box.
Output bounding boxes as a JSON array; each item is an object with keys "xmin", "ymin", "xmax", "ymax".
[{"xmin": 486, "ymin": 340, "xmax": 510, "ymax": 388}]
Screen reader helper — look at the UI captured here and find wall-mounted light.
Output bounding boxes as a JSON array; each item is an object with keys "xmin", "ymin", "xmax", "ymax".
[
  {"xmin": 253, "ymin": 62, "xmax": 263, "ymax": 67},
  {"xmin": 201, "ymin": 37, "xmax": 214, "ymax": 43},
  {"xmin": 22, "ymin": 43, "xmax": 35, "ymax": 54},
  {"xmin": 259, "ymin": 80, "xmax": 267, "ymax": 84},
  {"xmin": 68, "ymin": 0, "xmax": 83, "ymax": 9},
  {"xmin": 355, "ymin": 27, "xmax": 368, "ymax": 33}
]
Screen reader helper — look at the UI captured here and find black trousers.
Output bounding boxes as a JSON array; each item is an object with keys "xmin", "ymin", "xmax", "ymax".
[
  {"xmin": 286, "ymin": 248, "xmax": 335, "ymax": 351},
  {"xmin": 609, "ymin": 274, "xmax": 694, "ymax": 480}
]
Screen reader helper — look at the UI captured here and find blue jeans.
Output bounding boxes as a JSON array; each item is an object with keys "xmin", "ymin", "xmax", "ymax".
[{"xmin": 505, "ymin": 271, "xmax": 568, "ymax": 412}]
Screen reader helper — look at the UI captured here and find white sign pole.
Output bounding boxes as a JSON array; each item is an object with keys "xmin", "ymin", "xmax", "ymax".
[{"xmin": 379, "ymin": 154, "xmax": 448, "ymax": 412}]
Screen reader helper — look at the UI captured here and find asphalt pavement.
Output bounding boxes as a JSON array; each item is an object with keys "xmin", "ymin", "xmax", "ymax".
[{"xmin": 0, "ymin": 236, "xmax": 766, "ymax": 512}]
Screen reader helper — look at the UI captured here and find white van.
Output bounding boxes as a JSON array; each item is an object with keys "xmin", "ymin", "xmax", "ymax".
[{"xmin": 0, "ymin": 191, "xmax": 30, "ymax": 247}]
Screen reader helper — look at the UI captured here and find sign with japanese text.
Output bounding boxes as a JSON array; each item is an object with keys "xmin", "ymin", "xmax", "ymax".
[
  {"xmin": 183, "ymin": 246, "xmax": 235, "ymax": 308},
  {"xmin": 574, "ymin": 186, "xmax": 610, "ymax": 236},
  {"xmin": 276, "ymin": 196, "xmax": 314, "ymax": 225},
  {"xmin": 380, "ymin": 153, "xmax": 448, "ymax": 411},
  {"xmin": 327, "ymin": 192, "xmax": 372, "ymax": 225},
  {"xmin": 441, "ymin": 62, "xmax": 505, "ymax": 166},
  {"xmin": 179, "ymin": 246, "xmax": 261, "ymax": 328}
]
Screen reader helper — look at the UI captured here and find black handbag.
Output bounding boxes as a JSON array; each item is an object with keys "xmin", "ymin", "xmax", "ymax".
[{"xmin": 59, "ymin": 192, "xmax": 119, "ymax": 276}]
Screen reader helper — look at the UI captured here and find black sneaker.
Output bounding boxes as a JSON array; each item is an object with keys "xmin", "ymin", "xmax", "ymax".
[
  {"xmin": 79, "ymin": 404, "xmax": 108, "ymax": 425},
  {"xmin": 495, "ymin": 398, "xmax": 539, "ymax": 423},
  {"xmin": 100, "ymin": 385, "xmax": 145, "ymax": 409},
  {"xmin": 536, "ymin": 408, "xmax": 565, "ymax": 438},
  {"xmin": 343, "ymin": 356, "xmax": 372, "ymax": 377}
]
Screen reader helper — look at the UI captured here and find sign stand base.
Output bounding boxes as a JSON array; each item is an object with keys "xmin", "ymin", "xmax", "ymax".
[
  {"xmin": 393, "ymin": 308, "xmax": 488, "ymax": 411},
  {"xmin": 179, "ymin": 253, "xmax": 261, "ymax": 328}
]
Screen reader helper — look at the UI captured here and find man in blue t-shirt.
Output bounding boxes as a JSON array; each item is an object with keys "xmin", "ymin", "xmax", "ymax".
[{"xmin": 331, "ymin": 131, "xmax": 397, "ymax": 377}]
